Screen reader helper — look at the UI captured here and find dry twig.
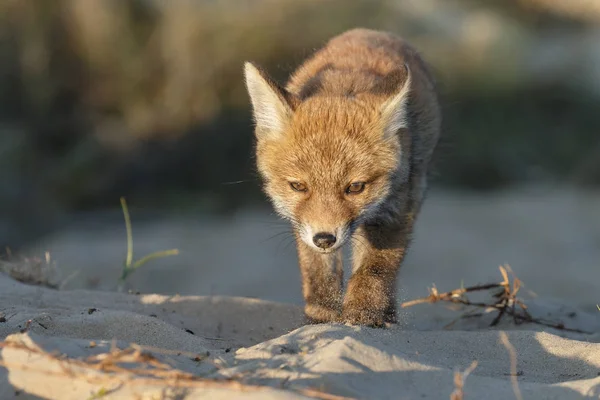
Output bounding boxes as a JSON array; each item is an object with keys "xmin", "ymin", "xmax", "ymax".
[{"xmin": 400, "ymin": 265, "xmax": 589, "ymax": 334}]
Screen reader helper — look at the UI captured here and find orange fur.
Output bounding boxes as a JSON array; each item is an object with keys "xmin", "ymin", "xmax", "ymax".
[{"xmin": 244, "ymin": 28, "xmax": 441, "ymax": 327}]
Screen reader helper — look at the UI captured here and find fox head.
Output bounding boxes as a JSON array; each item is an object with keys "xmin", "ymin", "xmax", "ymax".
[{"xmin": 244, "ymin": 62, "xmax": 412, "ymax": 253}]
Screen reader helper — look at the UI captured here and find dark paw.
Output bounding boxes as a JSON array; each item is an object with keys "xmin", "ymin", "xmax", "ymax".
[{"xmin": 384, "ymin": 305, "xmax": 398, "ymax": 324}]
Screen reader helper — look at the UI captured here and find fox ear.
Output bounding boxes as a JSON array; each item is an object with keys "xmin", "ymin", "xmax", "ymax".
[
  {"xmin": 380, "ymin": 64, "xmax": 412, "ymax": 140},
  {"xmin": 244, "ymin": 62, "xmax": 297, "ymax": 140}
]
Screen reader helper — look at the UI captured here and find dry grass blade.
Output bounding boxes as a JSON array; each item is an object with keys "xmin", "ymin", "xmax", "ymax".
[
  {"xmin": 450, "ymin": 360, "xmax": 478, "ymax": 400},
  {"xmin": 400, "ymin": 265, "xmax": 590, "ymax": 334},
  {"xmin": 499, "ymin": 332, "xmax": 523, "ymax": 400},
  {"xmin": 0, "ymin": 339, "xmax": 355, "ymax": 400}
]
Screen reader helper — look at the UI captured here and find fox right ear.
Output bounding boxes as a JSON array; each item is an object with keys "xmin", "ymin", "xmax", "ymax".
[
  {"xmin": 244, "ymin": 62, "xmax": 297, "ymax": 140},
  {"xmin": 379, "ymin": 64, "xmax": 412, "ymax": 140}
]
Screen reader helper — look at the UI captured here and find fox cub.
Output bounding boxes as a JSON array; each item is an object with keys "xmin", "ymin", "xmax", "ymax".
[{"xmin": 244, "ymin": 28, "xmax": 441, "ymax": 327}]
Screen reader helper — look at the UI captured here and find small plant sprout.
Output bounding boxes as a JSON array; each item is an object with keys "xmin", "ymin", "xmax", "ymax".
[{"xmin": 118, "ymin": 197, "xmax": 179, "ymax": 288}]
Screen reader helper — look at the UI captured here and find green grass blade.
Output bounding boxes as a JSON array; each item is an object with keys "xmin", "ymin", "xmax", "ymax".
[
  {"xmin": 131, "ymin": 249, "xmax": 180, "ymax": 271},
  {"xmin": 120, "ymin": 197, "xmax": 133, "ymax": 268}
]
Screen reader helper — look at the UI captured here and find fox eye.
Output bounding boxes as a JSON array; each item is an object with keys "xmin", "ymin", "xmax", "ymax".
[
  {"xmin": 290, "ymin": 181, "xmax": 308, "ymax": 192},
  {"xmin": 345, "ymin": 182, "xmax": 366, "ymax": 194}
]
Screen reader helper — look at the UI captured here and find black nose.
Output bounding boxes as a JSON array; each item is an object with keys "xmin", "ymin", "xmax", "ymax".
[{"xmin": 313, "ymin": 232, "xmax": 337, "ymax": 249}]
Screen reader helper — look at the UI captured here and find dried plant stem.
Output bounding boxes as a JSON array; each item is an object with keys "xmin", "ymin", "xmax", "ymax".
[
  {"xmin": 400, "ymin": 265, "xmax": 590, "ymax": 334},
  {"xmin": 450, "ymin": 360, "xmax": 478, "ymax": 400},
  {"xmin": 400, "ymin": 282, "xmax": 503, "ymax": 308},
  {"xmin": 499, "ymin": 332, "xmax": 523, "ymax": 400}
]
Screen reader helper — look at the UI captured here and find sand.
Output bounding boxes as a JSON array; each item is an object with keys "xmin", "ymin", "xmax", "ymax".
[
  {"xmin": 1, "ymin": 188, "xmax": 600, "ymax": 399},
  {"xmin": 1, "ymin": 273, "xmax": 599, "ymax": 399}
]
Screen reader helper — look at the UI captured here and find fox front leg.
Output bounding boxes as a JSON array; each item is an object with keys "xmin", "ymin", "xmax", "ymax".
[
  {"xmin": 343, "ymin": 222, "xmax": 411, "ymax": 327},
  {"xmin": 296, "ymin": 238, "xmax": 343, "ymax": 324}
]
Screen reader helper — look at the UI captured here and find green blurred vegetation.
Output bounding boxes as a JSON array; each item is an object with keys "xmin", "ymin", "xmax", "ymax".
[{"xmin": 1, "ymin": 0, "xmax": 599, "ymax": 246}]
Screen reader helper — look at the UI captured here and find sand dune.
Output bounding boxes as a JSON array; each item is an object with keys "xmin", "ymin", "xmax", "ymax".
[{"xmin": 1, "ymin": 272, "xmax": 599, "ymax": 399}]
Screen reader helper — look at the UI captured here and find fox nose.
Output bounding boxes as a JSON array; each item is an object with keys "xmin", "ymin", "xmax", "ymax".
[{"xmin": 313, "ymin": 232, "xmax": 337, "ymax": 249}]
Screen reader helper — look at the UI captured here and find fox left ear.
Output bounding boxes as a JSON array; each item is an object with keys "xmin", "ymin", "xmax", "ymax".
[
  {"xmin": 380, "ymin": 64, "xmax": 412, "ymax": 140},
  {"xmin": 244, "ymin": 62, "xmax": 298, "ymax": 140}
]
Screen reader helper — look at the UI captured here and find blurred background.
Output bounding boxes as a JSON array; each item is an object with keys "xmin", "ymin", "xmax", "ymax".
[{"xmin": 1, "ymin": 0, "xmax": 599, "ymax": 310}]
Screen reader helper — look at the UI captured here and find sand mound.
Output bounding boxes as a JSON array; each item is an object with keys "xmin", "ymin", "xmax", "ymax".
[{"xmin": 1, "ymin": 273, "xmax": 599, "ymax": 399}]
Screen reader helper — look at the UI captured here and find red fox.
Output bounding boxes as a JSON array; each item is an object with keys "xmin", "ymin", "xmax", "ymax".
[{"xmin": 244, "ymin": 28, "xmax": 441, "ymax": 327}]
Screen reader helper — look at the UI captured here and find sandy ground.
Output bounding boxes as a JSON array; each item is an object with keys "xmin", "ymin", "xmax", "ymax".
[{"xmin": 1, "ymin": 187, "xmax": 600, "ymax": 399}]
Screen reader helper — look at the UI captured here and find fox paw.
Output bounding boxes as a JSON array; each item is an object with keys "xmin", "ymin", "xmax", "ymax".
[
  {"xmin": 304, "ymin": 303, "xmax": 340, "ymax": 325},
  {"xmin": 341, "ymin": 304, "xmax": 387, "ymax": 328}
]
